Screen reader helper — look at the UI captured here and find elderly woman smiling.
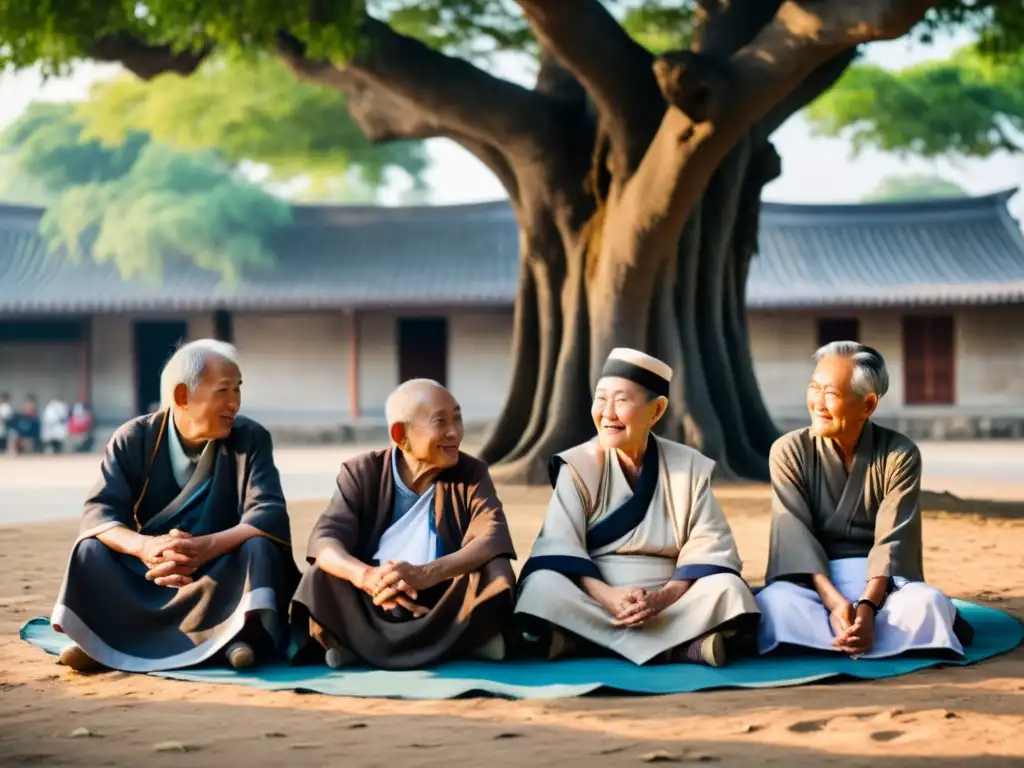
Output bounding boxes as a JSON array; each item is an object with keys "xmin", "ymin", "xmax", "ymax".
[{"xmin": 514, "ymin": 348, "xmax": 760, "ymax": 666}]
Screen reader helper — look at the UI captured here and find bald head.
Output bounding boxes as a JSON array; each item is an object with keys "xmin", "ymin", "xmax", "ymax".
[
  {"xmin": 385, "ymin": 379, "xmax": 449, "ymax": 428},
  {"xmin": 385, "ymin": 379, "xmax": 464, "ymax": 469}
]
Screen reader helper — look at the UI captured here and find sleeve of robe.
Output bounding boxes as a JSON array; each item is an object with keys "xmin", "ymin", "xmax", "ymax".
[
  {"xmin": 78, "ymin": 424, "xmax": 145, "ymax": 540},
  {"xmin": 237, "ymin": 428, "xmax": 293, "ymax": 547},
  {"xmin": 305, "ymin": 458, "xmax": 366, "ymax": 565},
  {"xmin": 459, "ymin": 464, "xmax": 517, "ymax": 560},
  {"xmin": 672, "ymin": 473, "xmax": 744, "ymax": 581},
  {"xmin": 518, "ymin": 465, "xmax": 602, "ymax": 582},
  {"xmin": 765, "ymin": 434, "xmax": 831, "ymax": 582},
  {"xmin": 868, "ymin": 444, "xmax": 925, "ymax": 581}
]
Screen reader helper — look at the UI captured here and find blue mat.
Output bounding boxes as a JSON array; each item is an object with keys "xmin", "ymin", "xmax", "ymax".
[{"xmin": 20, "ymin": 600, "xmax": 1022, "ymax": 700}]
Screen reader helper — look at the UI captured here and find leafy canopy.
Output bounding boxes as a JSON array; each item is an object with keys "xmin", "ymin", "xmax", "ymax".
[
  {"xmin": 73, "ymin": 52, "xmax": 429, "ymax": 188},
  {"xmin": 0, "ymin": 1, "xmax": 701, "ymax": 75},
  {"xmin": 806, "ymin": 43, "xmax": 1024, "ymax": 158},
  {"xmin": 0, "ymin": 101, "xmax": 289, "ymax": 280}
]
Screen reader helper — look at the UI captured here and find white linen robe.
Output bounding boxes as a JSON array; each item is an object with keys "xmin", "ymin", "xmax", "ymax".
[{"xmin": 515, "ymin": 435, "xmax": 760, "ymax": 665}]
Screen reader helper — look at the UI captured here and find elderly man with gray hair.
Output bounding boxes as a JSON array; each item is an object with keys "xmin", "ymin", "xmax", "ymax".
[
  {"xmin": 290, "ymin": 378, "xmax": 516, "ymax": 670},
  {"xmin": 755, "ymin": 341, "xmax": 970, "ymax": 660},
  {"xmin": 51, "ymin": 339, "xmax": 299, "ymax": 673}
]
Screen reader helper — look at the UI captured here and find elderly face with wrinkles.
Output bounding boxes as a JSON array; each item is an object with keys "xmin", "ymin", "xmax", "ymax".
[{"xmin": 390, "ymin": 383, "xmax": 464, "ymax": 470}]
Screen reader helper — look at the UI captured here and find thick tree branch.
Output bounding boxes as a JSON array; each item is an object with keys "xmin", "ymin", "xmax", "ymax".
[
  {"xmin": 535, "ymin": 51, "xmax": 587, "ymax": 103},
  {"xmin": 277, "ymin": 17, "xmax": 547, "ymax": 152},
  {"xmin": 761, "ymin": 48, "xmax": 858, "ymax": 134},
  {"xmin": 514, "ymin": 0, "xmax": 664, "ymax": 177},
  {"xmin": 86, "ymin": 35, "xmax": 212, "ymax": 80},
  {"xmin": 693, "ymin": 0, "xmax": 783, "ymax": 56},
  {"xmin": 618, "ymin": 0, "xmax": 936, "ymax": 260}
]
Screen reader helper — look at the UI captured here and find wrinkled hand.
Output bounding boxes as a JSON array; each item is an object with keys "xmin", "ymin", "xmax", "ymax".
[
  {"xmin": 359, "ymin": 562, "xmax": 429, "ymax": 617},
  {"xmin": 833, "ymin": 603, "xmax": 876, "ymax": 656},
  {"xmin": 611, "ymin": 587, "xmax": 676, "ymax": 628},
  {"xmin": 828, "ymin": 600, "xmax": 856, "ymax": 637},
  {"xmin": 142, "ymin": 529, "xmax": 215, "ymax": 588}
]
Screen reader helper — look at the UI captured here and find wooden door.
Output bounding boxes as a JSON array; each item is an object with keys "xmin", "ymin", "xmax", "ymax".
[
  {"xmin": 902, "ymin": 315, "xmax": 955, "ymax": 405},
  {"xmin": 397, "ymin": 317, "xmax": 448, "ymax": 387}
]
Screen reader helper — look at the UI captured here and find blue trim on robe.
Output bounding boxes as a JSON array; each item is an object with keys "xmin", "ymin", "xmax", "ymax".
[
  {"xmin": 585, "ymin": 438, "xmax": 661, "ymax": 553},
  {"xmin": 518, "ymin": 555, "xmax": 602, "ymax": 583},
  {"xmin": 671, "ymin": 563, "xmax": 740, "ymax": 581},
  {"xmin": 140, "ymin": 478, "xmax": 215, "ymax": 537}
]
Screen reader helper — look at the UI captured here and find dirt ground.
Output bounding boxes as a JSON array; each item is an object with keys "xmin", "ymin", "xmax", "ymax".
[{"xmin": 0, "ymin": 484, "xmax": 1021, "ymax": 767}]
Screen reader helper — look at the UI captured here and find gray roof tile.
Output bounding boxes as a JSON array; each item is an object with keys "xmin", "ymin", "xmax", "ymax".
[{"xmin": 0, "ymin": 189, "xmax": 1021, "ymax": 314}]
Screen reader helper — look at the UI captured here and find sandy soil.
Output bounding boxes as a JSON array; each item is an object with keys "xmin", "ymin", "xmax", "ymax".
[{"xmin": 0, "ymin": 484, "xmax": 1021, "ymax": 767}]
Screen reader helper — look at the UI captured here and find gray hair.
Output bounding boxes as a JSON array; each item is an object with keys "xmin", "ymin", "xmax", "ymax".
[
  {"xmin": 159, "ymin": 339, "xmax": 241, "ymax": 409},
  {"xmin": 384, "ymin": 379, "xmax": 445, "ymax": 439},
  {"xmin": 813, "ymin": 341, "xmax": 889, "ymax": 399}
]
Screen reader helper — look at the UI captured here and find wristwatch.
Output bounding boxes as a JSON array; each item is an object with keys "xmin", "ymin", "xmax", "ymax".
[{"xmin": 853, "ymin": 598, "xmax": 881, "ymax": 616}]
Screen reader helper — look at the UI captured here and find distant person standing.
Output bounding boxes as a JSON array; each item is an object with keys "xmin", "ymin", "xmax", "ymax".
[
  {"xmin": 0, "ymin": 392, "xmax": 12, "ymax": 454},
  {"xmin": 42, "ymin": 397, "xmax": 70, "ymax": 453}
]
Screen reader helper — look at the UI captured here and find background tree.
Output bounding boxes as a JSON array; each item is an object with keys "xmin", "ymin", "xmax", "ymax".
[
  {"xmin": 0, "ymin": 54, "xmax": 432, "ymax": 277},
  {"xmin": 73, "ymin": 52, "xmax": 431, "ymax": 203},
  {"xmin": 862, "ymin": 173, "xmax": 968, "ymax": 202},
  {"xmin": 1, "ymin": 0, "xmax": 1016, "ymax": 483},
  {"xmin": 0, "ymin": 101, "xmax": 289, "ymax": 279},
  {"xmin": 806, "ymin": 42, "xmax": 1024, "ymax": 158}
]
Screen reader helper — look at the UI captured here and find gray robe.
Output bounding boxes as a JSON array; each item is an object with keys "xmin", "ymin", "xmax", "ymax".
[
  {"xmin": 765, "ymin": 420, "xmax": 924, "ymax": 583},
  {"xmin": 51, "ymin": 410, "xmax": 300, "ymax": 672},
  {"xmin": 515, "ymin": 435, "xmax": 760, "ymax": 665},
  {"xmin": 756, "ymin": 421, "xmax": 968, "ymax": 658}
]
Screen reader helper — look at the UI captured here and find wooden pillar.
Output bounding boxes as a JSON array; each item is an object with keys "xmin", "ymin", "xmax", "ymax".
[
  {"xmin": 348, "ymin": 309, "xmax": 360, "ymax": 420},
  {"xmin": 78, "ymin": 317, "xmax": 93, "ymax": 404}
]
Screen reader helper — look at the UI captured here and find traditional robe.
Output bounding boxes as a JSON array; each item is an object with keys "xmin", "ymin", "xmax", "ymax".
[
  {"xmin": 756, "ymin": 421, "xmax": 967, "ymax": 658},
  {"xmin": 290, "ymin": 448, "xmax": 517, "ymax": 670},
  {"xmin": 51, "ymin": 410, "xmax": 300, "ymax": 672},
  {"xmin": 514, "ymin": 435, "xmax": 760, "ymax": 665}
]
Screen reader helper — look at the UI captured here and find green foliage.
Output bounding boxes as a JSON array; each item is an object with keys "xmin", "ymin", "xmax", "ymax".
[
  {"xmin": 40, "ymin": 144, "xmax": 289, "ymax": 281},
  {"xmin": 862, "ymin": 174, "xmax": 968, "ymax": 202},
  {"xmin": 619, "ymin": 0, "xmax": 694, "ymax": 53},
  {"xmin": 0, "ymin": 0, "xmax": 365, "ymax": 76},
  {"xmin": 806, "ymin": 45, "xmax": 1024, "ymax": 159},
  {"xmin": 0, "ymin": 100, "xmax": 290, "ymax": 281},
  {"xmin": 0, "ymin": 0, "xmax": 702, "ymax": 77},
  {"xmin": 73, "ymin": 53, "xmax": 429, "ymax": 186},
  {"xmin": 0, "ymin": 102, "xmax": 147, "ymax": 191}
]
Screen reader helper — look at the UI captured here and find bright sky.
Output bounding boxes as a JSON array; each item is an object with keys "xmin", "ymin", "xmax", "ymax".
[{"xmin": 0, "ymin": 25, "xmax": 1020, "ymax": 218}]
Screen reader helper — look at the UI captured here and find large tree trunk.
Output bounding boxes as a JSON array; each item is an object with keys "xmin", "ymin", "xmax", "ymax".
[{"xmin": 479, "ymin": 131, "xmax": 780, "ymax": 485}]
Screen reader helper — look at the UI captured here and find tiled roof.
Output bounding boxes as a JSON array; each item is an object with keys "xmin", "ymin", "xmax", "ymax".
[
  {"xmin": 0, "ymin": 189, "xmax": 1021, "ymax": 314},
  {"xmin": 747, "ymin": 189, "xmax": 1024, "ymax": 309}
]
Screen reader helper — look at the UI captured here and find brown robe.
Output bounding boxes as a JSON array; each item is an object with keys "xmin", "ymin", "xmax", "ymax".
[
  {"xmin": 765, "ymin": 420, "xmax": 924, "ymax": 583},
  {"xmin": 290, "ymin": 448, "xmax": 517, "ymax": 670}
]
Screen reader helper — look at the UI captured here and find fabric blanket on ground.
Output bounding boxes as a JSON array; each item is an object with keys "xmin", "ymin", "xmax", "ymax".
[{"xmin": 20, "ymin": 600, "xmax": 1022, "ymax": 701}]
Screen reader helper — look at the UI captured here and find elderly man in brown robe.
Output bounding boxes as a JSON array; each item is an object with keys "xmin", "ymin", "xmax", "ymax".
[
  {"xmin": 756, "ymin": 341, "xmax": 968, "ymax": 659},
  {"xmin": 290, "ymin": 379, "xmax": 516, "ymax": 670},
  {"xmin": 52, "ymin": 339, "xmax": 299, "ymax": 673}
]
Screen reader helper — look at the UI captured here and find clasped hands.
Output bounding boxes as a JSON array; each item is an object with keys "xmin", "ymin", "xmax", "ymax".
[
  {"xmin": 141, "ymin": 529, "xmax": 216, "ymax": 588},
  {"xmin": 598, "ymin": 584, "xmax": 678, "ymax": 628},
  {"xmin": 358, "ymin": 560, "xmax": 437, "ymax": 618},
  {"xmin": 829, "ymin": 600, "xmax": 875, "ymax": 656}
]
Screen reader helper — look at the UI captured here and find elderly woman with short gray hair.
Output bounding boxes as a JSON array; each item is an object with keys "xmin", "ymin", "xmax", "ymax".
[
  {"xmin": 51, "ymin": 338, "xmax": 299, "ymax": 673},
  {"xmin": 756, "ymin": 341, "xmax": 971, "ymax": 659}
]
